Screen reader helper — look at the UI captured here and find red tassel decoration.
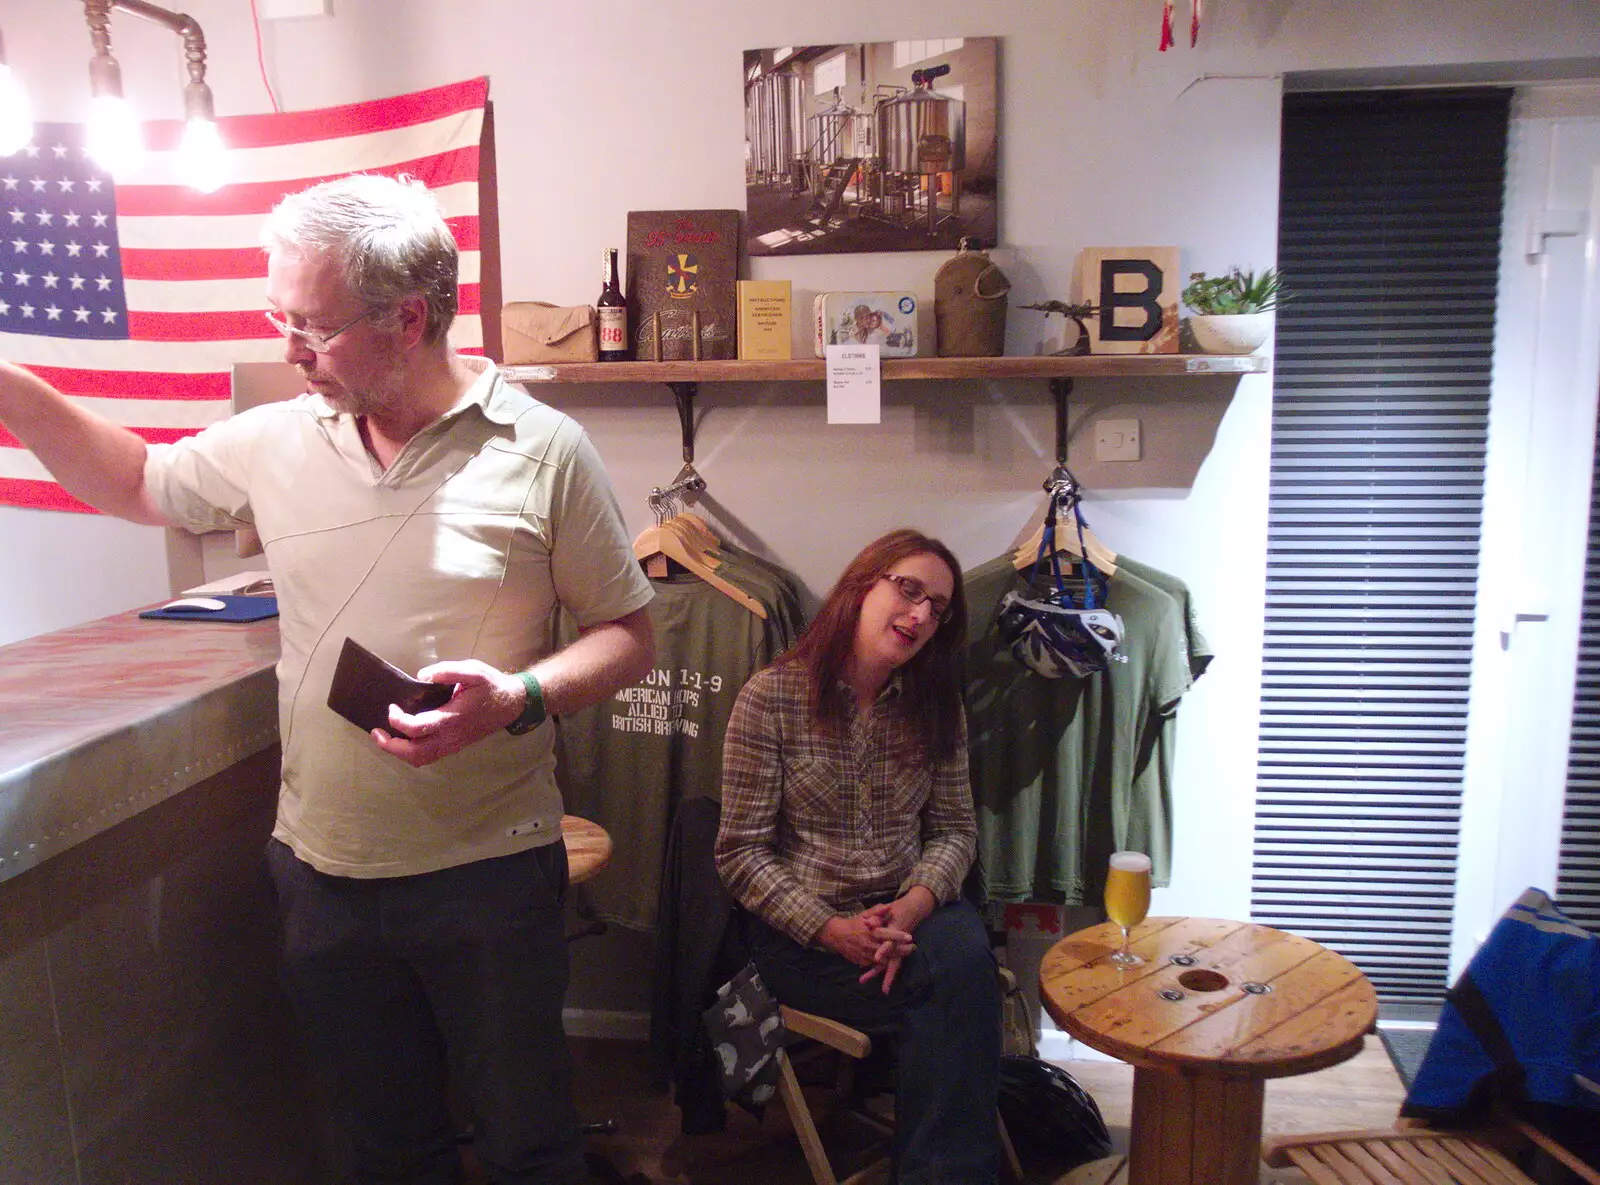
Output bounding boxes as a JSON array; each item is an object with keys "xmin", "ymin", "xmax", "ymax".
[
  {"xmin": 1160, "ymin": 0, "xmax": 1175, "ymax": 50},
  {"xmin": 1191, "ymin": 0, "xmax": 1202, "ymax": 46}
]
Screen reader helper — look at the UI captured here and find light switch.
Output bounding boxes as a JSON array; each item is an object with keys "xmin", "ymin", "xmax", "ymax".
[{"xmin": 1095, "ymin": 418, "xmax": 1141, "ymax": 462}]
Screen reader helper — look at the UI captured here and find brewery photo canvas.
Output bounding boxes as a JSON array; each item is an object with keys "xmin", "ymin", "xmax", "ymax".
[{"xmin": 744, "ymin": 37, "xmax": 999, "ymax": 257}]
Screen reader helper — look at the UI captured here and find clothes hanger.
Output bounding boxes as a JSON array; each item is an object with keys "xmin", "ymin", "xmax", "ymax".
[
  {"xmin": 1012, "ymin": 467, "xmax": 1119, "ymax": 577},
  {"xmin": 633, "ymin": 466, "xmax": 767, "ymax": 618}
]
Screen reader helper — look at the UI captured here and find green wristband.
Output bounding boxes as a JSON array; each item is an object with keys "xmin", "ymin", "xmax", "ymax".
[{"xmin": 506, "ymin": 670, "xmax": 546, "ymax": 735}]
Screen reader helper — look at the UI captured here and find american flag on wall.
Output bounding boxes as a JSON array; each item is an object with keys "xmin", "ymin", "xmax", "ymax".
[{"xmin": 0, "ymin": 76, "xmax": 488, "ymax": 513}]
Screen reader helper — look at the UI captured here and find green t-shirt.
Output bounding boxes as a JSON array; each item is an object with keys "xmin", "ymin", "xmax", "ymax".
[
  {"xmin": 964, "ymin": 555, "xmax": 1200, "ymax": 904},
  {"xmin": 555, "ymin": 555, "xmax": 801, "ymax": 931}
]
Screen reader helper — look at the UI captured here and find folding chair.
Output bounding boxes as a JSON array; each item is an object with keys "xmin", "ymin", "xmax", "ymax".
[{"xmin": 772, "ymin": 968, "xmax": 1026, "ymax": 1185}]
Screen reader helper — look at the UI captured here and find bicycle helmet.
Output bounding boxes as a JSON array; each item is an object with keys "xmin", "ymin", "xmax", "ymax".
[{"xmin": 996, "ymin": 486, "xmax": 1125, "ymax": 679}]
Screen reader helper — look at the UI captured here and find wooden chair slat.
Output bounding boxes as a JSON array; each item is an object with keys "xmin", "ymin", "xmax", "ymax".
[
  {"xmin": 1287, "ymin": 1146, "xmax": 1351, "ymax": 1185},
  {"xmin": 1366, "ymin": 1138, "xmax": 1442, "ymax": 1185},
  {"xmin": 1313, "ymin": 1142, "xmax": 1373, "ymax": 1185},
  {"xmin": 1433, "ymin": 1137, "xmax": 1527, "ymax": 1185},
  {"xmin": 1339, "ymin": 1138, "xmax": 1408, "ymax": 1185},
  {"xmin": 1390, "ymin": 1139, "xmax": 1466, "ymax": 1185}
]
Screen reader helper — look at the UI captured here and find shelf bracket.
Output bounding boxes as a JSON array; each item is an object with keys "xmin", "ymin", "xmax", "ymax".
[
  {"xmin": 667, "ymin": 381, "xmax": 698, "ymax": 466},
  {"xmin": 1048, "ymin": 376, "xmax": 1077, "ymax": 488}
]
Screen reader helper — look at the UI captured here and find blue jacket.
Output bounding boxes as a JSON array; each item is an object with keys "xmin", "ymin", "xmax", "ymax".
[{"xmin": 1402, "ymin": 888, "xmax": 1600, "ymax": 1122}]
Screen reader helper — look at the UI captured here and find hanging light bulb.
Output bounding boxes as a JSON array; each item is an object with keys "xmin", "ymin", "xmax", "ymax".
[
  {"xmin": 83, "ymin": 6, "xmax": 145, "ymax": 178},
  {"xmin": 86, "ymin": 90, "xmax": 144, "ymax": 178},
  {"xmin": 178, "ymin": 79, "xmax": 226, "ymax": 192},
  {"xmin": 0, "ymin": 31, "xmax": 33, "ymax": 157}
]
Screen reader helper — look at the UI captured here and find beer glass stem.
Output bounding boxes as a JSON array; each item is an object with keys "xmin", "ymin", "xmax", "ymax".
[{"xmin": 1119, "ymin": 925, "xmax": 1130, "ymax": 959}]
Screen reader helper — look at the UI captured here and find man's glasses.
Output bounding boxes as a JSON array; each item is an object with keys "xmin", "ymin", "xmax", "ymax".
[
  {"xmin": 264, "ymin": 307, "xmax": 373, "ymax": 353},
  {"xmin": 881, "ymin": 574, "xmax": 954, "ymax": 624}
]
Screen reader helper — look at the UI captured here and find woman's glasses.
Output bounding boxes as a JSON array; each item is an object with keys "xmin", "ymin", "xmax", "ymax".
[
  {"xmin": 881, "ymin": 574, "xmax": 954, "ymax": 624},
  {"xmin": 263, "ymin": 307, "xmax": 373, "ymax": 353}
]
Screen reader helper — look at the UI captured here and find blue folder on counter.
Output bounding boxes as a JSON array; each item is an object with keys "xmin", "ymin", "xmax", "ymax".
[{"xmin": 139, "ymin": 596, "xmax": 279, "ymax": 623}]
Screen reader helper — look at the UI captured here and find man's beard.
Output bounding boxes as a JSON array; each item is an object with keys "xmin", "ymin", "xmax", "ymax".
[{"xmin": 302, "ymin": 358, "xmax": 405, "ymax": 420}]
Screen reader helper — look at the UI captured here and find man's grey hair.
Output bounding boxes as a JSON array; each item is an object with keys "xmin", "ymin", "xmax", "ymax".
[{"xmin": 262, "ymin": 173, "xmax": 459, "ymax": 345}]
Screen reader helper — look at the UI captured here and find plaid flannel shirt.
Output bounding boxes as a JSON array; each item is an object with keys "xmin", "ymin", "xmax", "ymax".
[{"xmin": 715, "ymin": 661, "xmax": 977, "ymax": 946}]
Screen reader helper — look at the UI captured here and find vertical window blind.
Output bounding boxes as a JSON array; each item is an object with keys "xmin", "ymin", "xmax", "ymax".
[
  {"xmin": 1252, "ymin": 89, "xmax": 1511, "ymax": 1003},
  {"xmin": 1559, "ymin": 428, "xmax": 1600, "ymax": 932}
]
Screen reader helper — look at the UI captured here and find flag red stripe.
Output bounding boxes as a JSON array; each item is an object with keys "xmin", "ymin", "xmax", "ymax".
[
  {"xmin": 119, "ymin": 219, "xmax": 478, "ymax": 282},
  {"xmin": 24, "ymin": 365, "xmax": 233, "ymax": 400},
  {"xmin": 0, "ymin": 425, "xmax": 198, "ymax": 449},
  {"xmin": 446, "ymin": 216, "xmax": 480, "ymax": 251},
  {"xmin": 0, "ymin": 477, "xmax": 97, "ymax": 514},
  {"xmin": 121, "ymin": 247, "xmax": 267, "ymax": 282},
  {"xmin": 115, "ymin": 146, "xmax": 481, "ymax": 219},
  {"xmin": 144, "ymin": 78, "xmax": 489, "ymax": 153},
  {"xmin": 128, "ymin": 310, "xmax": 281, "ymax": 342}
]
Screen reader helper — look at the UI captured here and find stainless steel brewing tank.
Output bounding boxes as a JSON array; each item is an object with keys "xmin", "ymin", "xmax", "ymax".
[
  {"xmin": 875, "ymin": 87, "xmax": 966, "ymax": 174},
  {"xmin": 747, "ymin": 72, "xmax": 803, "ymax": 176},
  {"xmin": 807, "ymin": 105, "xmax": 856, "ymax": 162}
]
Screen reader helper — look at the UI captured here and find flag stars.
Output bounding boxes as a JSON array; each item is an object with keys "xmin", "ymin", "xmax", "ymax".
[
  {"xmin": 100, "ymin": 308, "xmax": 118, "ymax": 324},
  {"xmin": 30, "ymin": 177, "xmax": 46, "ymax": 192},
  {"xmin": 12, "ymin": 269, "xmax": 30, "ymax": 285},
  {"xmin": 91, "ymin": 212, "xmax": 109, "ymax": 228},
  {"xmin": 7, "ymin": 209, "xmax": 23, "ymax": 224},
  {"xmin": 0, "ymin": 298, "xmax": 8, "ymax": 315},
  {"xmin": 1, "ymin": 177, "xmax": 17, "ymax": 191},
  {"xmin": 92, "ymin": 242, "xmax": 110, "ymax": 258},
  {"xmin": 41, "ymin": 273, "xmax": 58, "ymax": 288},
  {"xmin": 35, "ymin": 211, "xmax": 53, "ymax": 226},
  {"xmin": 19, "ymin": 303, "xmax": 34, "ymax": 317},
  {"xmin": 39, "ymin": 241, "xmax": 55, "ymax": 256},
  {"xmin": 51, "ymin": 144, "xmax": 68, "ymax": 160},
  {"xmin": 9, "ymin": 238, "xmax": 26, "ymax": 253},
  {"xmin": 74, "ymin": 306, "xmax": 90, "ymax": 322},
  {"xmin": 62, "ymin": 212, "xmax": 80, "ymax": 227},
  {"xmin": 86, "ymin": 178, "xmax": 104, "ymax": 194},
  {"xmin": 95, "ymin": 274, "xmax": 112, "ymax": 291},
  {"xmin": 65, "ymin": 242, "xmax": 82, "ymax": 257},
  {"xmin": 69, "ymin": 274, "xmax": 85, "ymax": 290},
  {"xmin": 56, "ymin": 178, "xmax": 74, "ymax": 194},
  {"xmin": 22, "ymin": 145, "xmax": 39, "ymax": 158},
  {"xmin": 44, "ymin": 305, "xmax": 62, "ymax": 321}
]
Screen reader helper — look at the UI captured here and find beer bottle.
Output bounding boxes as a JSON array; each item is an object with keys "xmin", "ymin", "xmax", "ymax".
[{"xmin": 597, "ymin": 248, "xmax": 629, "ymax": 362}]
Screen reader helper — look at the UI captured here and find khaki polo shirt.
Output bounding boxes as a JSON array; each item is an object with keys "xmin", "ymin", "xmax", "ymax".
[{"xmin": 145, "ymin": 358, "xmax": 654, "ymax": 877}]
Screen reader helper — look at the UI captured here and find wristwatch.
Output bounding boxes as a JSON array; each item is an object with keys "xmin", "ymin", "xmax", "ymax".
[{"xmin": 506, "ymin": 670, "xmax": 546, "ymax": 735}]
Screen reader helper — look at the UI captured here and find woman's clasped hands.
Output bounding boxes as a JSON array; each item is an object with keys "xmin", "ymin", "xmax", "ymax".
[{"xmin": 817, "ymin": 886, "xmax": 937, "ymax": 993}]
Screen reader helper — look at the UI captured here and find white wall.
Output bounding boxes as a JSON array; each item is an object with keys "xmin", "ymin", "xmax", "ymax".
[{"xmin": 3, "ymin": 0, "xmax": 1599, "ymax": 934}]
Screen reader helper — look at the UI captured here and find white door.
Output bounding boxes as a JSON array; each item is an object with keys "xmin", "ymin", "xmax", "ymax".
[{"xmin": 1456, "ymin": 85, "xmax": 1600, "ymax": 973}]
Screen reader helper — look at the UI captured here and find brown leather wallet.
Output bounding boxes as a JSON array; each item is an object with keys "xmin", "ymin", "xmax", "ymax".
[{"xmin": 326, "ymin": 637, "xmax": 454, "ymax": 734}]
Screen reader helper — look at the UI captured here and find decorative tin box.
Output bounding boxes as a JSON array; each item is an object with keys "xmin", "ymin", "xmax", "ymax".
[{"xmin": 812, "ymin": 291, "xmax": 919, "ymax": 358}]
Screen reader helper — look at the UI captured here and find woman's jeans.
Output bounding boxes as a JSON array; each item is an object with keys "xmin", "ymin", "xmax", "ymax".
[{"xmin": 749, "ymin": 898, "xmax": 1002, "ymax": 1185}]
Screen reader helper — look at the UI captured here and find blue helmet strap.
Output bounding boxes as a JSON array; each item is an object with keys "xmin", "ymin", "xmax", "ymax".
[{"xmin": 1033, "ymin": 486, "xmax": 1103, "ymax": 610}]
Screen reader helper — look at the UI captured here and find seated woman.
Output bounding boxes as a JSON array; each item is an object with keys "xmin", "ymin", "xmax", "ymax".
[{"xmin": 715, "ymin": 528, "xmax": 1000, "ymax": 1184}]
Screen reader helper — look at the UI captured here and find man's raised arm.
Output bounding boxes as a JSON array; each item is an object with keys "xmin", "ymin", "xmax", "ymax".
[{"xmin": 0, "ymin": 361, "xmax": 169, "ymax": 524}]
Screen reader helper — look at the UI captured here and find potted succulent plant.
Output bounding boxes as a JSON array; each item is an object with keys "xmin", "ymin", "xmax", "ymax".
[{"xmin": 1181, "ymin": 267, "xmax": 1283, "ymax": 354}]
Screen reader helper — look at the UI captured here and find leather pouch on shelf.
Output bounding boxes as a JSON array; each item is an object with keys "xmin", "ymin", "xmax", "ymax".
[
  {"xmin": 502, "ymin": 302, "xmax": 599, "ymax": 364},
  {"xmin": 326, "ymin": 637, "xmax": 454, "ymax": 735}
]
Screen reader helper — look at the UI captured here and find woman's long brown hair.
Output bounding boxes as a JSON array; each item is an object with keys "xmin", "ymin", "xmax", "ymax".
[{"xmin": 780, "ymin": 528, "xmax": 968, "ymax": 762}]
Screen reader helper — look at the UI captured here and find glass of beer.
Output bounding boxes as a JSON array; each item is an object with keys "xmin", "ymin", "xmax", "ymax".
[{"xmin": 1104, "ymin": 851, "xmax": 1152, "ymax": 966}]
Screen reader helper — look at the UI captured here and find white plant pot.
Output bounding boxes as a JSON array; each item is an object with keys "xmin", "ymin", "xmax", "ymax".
[{"xmin": 1189, "ymin": 312, "xmax": 1273, "ymax": 354}]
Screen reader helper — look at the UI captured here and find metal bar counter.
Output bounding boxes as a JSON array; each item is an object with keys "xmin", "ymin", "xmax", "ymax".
[
  {"xmin": 0, "ymin": 610, "xmax": 280, "ymax": 884},
  {"xmin": 0, "ymin": 610, "xmax": 332, "ymax": 1183}
]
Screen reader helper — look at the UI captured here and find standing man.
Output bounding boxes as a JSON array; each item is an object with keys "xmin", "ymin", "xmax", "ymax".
[{"xmin": 0, "ymin": 173, "xmax": 655, "ymax": 1185}]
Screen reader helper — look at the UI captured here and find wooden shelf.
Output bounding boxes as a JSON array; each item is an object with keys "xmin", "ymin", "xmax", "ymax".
[{"xmin": 499, "ymin": 354, "xmax": 1268, "ymax": 385}]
